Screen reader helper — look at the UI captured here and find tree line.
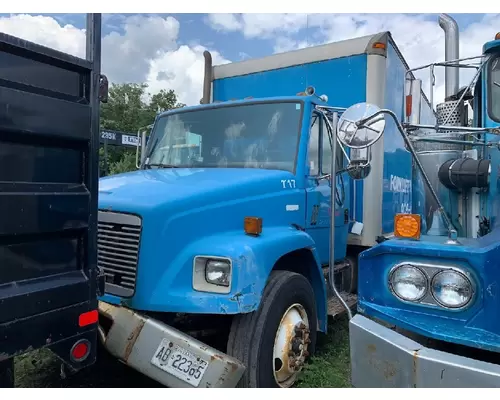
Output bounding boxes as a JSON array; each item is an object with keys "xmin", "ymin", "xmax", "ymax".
[{"xmin": 99, "ymin": 83, "xmax": 185, "ymax": 176}]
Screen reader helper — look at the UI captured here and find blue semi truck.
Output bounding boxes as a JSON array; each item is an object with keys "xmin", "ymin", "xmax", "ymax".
[
  {"xmin": 346, "ymin": 15, "xmax": 500, "ymax": 387},
  {"xmin": 96, "ymin": 25, "xmax": 432, "ymax": 388}
]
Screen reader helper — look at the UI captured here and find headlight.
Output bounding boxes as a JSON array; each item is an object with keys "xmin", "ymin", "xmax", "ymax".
[
  {"xmin": 431, "ymin": 270, "xmax": 472, "ymax": 308},
  {"xmin": 390, "ymin": 264, "xmax": 427, "ymax": 301},
  {"xmin": 193, "ymin": 256, "xmax": 232, "ymax": 294},
  {"xmin": 205, "ymin": 259, "xmax": 231, "ymax": 287}
]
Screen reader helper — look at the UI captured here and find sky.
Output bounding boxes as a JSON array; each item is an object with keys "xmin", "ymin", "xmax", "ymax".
[{"xmin": 0, "ymin": 13, "xmax": 499, "ymax": 106}]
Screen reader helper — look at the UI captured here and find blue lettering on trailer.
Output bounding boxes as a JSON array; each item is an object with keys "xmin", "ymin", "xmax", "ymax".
[{"xmin": 389, "ymin": 174, "xmax": 412, "ymax": 214}]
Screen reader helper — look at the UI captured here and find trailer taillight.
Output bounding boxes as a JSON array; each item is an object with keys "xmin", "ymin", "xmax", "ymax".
[
  {"xmin": 394, "ymin": 213, "xmax": 421, "ymax": 240},
  {"xmin": 70, "ymin": 339, "xmax": 91, "ymax": 362}
]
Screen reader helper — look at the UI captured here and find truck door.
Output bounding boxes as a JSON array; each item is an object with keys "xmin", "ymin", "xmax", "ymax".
[
  {"xmin": 0, "ymin": 15, "xmax": 104, "ymax": 385},
  {"xmin": 305, "ymin": 111, "xmax": 346, "ymax": 265}
]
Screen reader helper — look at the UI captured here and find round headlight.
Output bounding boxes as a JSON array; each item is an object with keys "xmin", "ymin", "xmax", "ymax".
[
  {"xmin": 431, "ymin": 270, "xmax": 473, "ymax": 308},
  {"xmin": 390, "ymin": 264, "xmax": 427, "ymax": 302}
]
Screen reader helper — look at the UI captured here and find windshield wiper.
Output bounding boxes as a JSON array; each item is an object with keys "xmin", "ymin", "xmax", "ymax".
[{"xmin": 145, "ymin": 163, "xmax": 179, "ymax": 169}]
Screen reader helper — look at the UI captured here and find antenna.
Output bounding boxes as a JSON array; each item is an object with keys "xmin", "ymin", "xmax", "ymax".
[{"xmin": 305, "ymin": 14, "xmax": 309, "ymax": 88}]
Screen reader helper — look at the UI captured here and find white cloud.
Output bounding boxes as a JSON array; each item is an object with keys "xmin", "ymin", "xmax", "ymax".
[
  {"xmin": 146, "ymin": 44, "xmax": 229, "ymax": 106},
  {"xmin": 207, "ymin": 13, "xmax": 307, "ymax": 38},
  {"xmin": 0, "ymin": 14, "xmax": 85, "ymax": 57},
  {"xmin": 102, "ymin": 15, "xmax": 180, "ymax": 84},
  {"xmin": 207, "ymin": 13, "xmax": 242, "ymax": 32},
  {"xmin": 273, "ymin": 36, "xmax": 310, "ymax": 54},
  {"xmin": 205, "ymin": 13, "xmax": 500, "ymax": 106},
  {"xmin": 0, "ymin": 14, "xmax": 229, "ymax": 106}
]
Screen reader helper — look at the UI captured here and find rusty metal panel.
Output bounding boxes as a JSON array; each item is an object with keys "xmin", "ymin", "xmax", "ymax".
[
  {"xmin": 349, "ymin": 314, "xmax": 500, "ymax": 388},
  {"xmin": 99, "ymin": 301, "xmax": 245, "ymax": 388}
]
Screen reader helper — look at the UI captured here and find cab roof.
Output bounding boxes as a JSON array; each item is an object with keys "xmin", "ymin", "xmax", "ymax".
[{"xmin": 157, "ymin": 95, "xmax": 321, "ymax": 118}]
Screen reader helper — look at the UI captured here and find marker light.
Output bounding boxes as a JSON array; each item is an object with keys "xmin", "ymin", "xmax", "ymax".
[
  {"xmin": 431, "ymin": 270, "xmax": 473, "ymax": 308},
  {"xmin": 244, "ymin": 216, "xmax": 262, "ymax": 236},
  {"xmin": 390, "ymin": 264, "xmax": 427, "ymax": 302},
  {"xmin": 79, "ymin": 310, "xmax": 98, "ymax": 327},
  {"xmin": 394, "ymin": 213, "xmax": 421, "ymax": 240},
  {"xmin": 372, "ymin": 42, "xmax": 386, "ymax": 50},
  {"xmin": 405, "ymin": 95, "xmax": 413, "ymax": 117},
  {"xmin": 70, "ymin": 339, "xmax": 91, "ymax": 362}
]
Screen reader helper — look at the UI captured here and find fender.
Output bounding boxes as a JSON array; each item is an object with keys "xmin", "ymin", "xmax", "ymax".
[{"xmin": 146, "ymin": 226, "xmax": 328, "ymax": 332}]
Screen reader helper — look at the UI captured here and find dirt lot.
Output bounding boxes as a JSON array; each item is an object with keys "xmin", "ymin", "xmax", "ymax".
[{"xmin": 14, "ymin": 316, "xmax": 350, "ymax": 388}]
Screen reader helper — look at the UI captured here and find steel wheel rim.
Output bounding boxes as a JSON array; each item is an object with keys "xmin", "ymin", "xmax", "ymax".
[{"xmin": 272, "ymin": 303, "xmax": 310, "ymax": 388}]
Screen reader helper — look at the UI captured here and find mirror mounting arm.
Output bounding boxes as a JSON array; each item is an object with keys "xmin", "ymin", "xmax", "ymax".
[
  {"xmin": 370, "ymin": 109, "xmax": 458, "ymax": 240},
  {"xmin": 322, "ymin": 111, "xmax": 354, "ymax": 321},
  {"xmin": 315, "ymin": 173, "xmax": 331, "ymax": 184}
]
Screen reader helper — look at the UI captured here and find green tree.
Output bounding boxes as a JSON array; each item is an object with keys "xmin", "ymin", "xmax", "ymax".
[{"xmin": 100, "ymin": 83, "xmax": 185, "ymax": 176}]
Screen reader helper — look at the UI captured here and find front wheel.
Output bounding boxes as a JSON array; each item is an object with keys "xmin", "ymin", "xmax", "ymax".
[{"xmin": 227, "ymin": 270, "xmax": 317, "ymax": 388}]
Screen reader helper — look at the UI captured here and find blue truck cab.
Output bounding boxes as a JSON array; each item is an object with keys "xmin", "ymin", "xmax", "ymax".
[
  {"xmin": 98, "ymin": 95, "xmax": 345, "ymax": 317},
  {"xmin": 97, "ymin": 95, "xmax": 344, "ymax": 388},
  {"xmin": 349, "ymin": 16, "xmax": 500, "ymax": 388},
  {"xmin": 96, "ymin": 29, "xmax": 419, "ymax": 388}
]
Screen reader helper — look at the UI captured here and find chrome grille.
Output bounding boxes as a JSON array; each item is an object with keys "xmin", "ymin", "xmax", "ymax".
[{"xmin": 97, "ymin": 211, "xmax": 142, "ymax": 297}]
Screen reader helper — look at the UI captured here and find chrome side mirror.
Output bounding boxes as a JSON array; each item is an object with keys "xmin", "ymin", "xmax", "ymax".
[
  {"xmin": 337, "ymin": 102, "xmax": 386, "ymax": 149},
  {"xmin": 336, "ymin": 102, "xmax": 386, "ymax": 180}
]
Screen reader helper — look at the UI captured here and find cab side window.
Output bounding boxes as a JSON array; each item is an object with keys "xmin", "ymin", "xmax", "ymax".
[
  {"xmin": 308, "ymin": 114, "xmax": 320, "ymax": 176},
  {"xmin": 321, "ymin": 121, "xmax": 332, "ymax": 175},
  {"xmin": 308, "ymin": 112, "xmax": 337, "ymax": 177}
]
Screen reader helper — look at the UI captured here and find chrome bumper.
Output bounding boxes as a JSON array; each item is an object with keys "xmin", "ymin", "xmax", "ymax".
[
  {"xmin": 350, "ymin": 314, "xmax": 500, "ymax": 388},
  {"xmin": 98, "ymin": 301, "xmax": 245, "ymax": 388}
]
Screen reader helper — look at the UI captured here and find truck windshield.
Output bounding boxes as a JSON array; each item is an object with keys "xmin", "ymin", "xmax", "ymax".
[
  {"xmin": 490, "ymin": 56, "xmax": 500, "ymax": 122},
  {"xmin": 145, "ymin": 101, "xmax": 303, "ymax": 172}
]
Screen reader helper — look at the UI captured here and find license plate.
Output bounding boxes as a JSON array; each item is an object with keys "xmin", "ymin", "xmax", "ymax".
[{"xmin": 150, "ymin": 338, "xmax": 209, "ymax": 387}]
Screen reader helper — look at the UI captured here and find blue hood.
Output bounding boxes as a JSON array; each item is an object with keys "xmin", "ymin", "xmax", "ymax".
[
  {"xmin": 98, "ymin": 167, "xmax": 310, "ymax": 314},
  {"xmin": 98, "ymin": 167, "xmax": 298, "ymax": 214}
]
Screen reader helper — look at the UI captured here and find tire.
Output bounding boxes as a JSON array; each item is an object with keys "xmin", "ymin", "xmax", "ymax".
[{"xmin": 227, "ymin": 270, "xmax": 318, "ymax": 388}]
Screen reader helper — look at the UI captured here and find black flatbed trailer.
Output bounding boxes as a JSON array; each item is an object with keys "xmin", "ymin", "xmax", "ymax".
[{"xmin": 0, "ymin": 14, "xmax": 107, "ymax": 386}]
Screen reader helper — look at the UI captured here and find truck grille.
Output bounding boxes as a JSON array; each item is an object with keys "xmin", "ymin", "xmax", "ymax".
[{"xmin": 97, "ymin": 211, "xmax": 142, "ymax": 297}]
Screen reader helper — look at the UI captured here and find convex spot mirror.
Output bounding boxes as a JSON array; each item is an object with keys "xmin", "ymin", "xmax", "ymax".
[
  {"xmin": 337, "ymin": 102, "xmax": 386, "ymax": 149},
  {"xmin": 347, "ymin": 161, "xmax": 372, "ymax": 180}
]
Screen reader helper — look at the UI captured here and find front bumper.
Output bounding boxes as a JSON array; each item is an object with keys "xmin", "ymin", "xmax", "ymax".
[
  {"xmin": 98, "ymin": 301, "xmax": 245, "ymax": 388},
  {"xmin": 350, "ymin": 314, "xmax": 500, "ymax": 388}
]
